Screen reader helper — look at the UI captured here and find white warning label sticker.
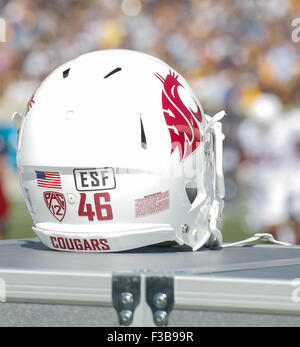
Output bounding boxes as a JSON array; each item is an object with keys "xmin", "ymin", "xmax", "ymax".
[{"xmin": 135, "ymin": 191, "xmax": 169, "ymax": 217}]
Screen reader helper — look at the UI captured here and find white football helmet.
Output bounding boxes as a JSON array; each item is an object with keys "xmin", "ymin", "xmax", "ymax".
[{"xmin": 13, "ymin": 49, "xmax": 225, "ymax": 252}]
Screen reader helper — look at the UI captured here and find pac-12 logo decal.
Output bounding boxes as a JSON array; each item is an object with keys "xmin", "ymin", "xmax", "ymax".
[
  {"xmin": 155, "ymin": 70, "xmax": 203, "ymax": 162},
  {"xmin": 44, "ymin": 191, "xmax": 66, "ymax": 222}
]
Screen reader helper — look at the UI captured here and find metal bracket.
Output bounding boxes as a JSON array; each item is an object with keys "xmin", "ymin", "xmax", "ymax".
[
  {"xmin": 112, "ymin": 273, "xmax": 174, "ymax": 326},
  {"xmin": 112, "ymin": 274, "xmax": 141, "ymax": 326},
  {"xmin": 146, "ymin": 276, "xmax": 174, "ymax": 326}
]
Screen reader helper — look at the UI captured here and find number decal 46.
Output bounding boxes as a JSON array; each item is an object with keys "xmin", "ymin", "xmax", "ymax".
[{"xmin": 78, "ymin": 193, "xmax": 113, "ymax": 221}]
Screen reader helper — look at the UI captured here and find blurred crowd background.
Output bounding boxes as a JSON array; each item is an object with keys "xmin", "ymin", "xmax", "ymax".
[{"xmin": 0, "ymin": 0, "xmax": 300, "ymax": 242}]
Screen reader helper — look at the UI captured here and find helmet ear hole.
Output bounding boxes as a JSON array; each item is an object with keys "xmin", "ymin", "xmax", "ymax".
[{"xmin": 185, "ymin": 180, "xmax": 198, "ymax": 204}]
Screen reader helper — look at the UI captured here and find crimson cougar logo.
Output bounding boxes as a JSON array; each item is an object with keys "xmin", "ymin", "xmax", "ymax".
[
  {"xmin": 155, "ymin": 71, "xmax": 203, "ymax": 162},
  {"xmin": 44, "ymin": 191, "xmax": 66, "ymax": 222}
]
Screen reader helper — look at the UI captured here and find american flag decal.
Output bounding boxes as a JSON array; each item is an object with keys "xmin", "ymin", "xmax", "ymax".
[{"xmin": 36, "ymin": 171, "xmax": 62, "ymax": 189}]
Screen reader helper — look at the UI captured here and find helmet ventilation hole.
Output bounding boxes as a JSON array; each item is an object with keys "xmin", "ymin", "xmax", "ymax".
[
  {"xmin": 140, "ymin": 116, "xmax": 147, "ymax": 149},
  {"xmin": 63, "ymin": 68, "xmax": 70, "ymax": 78},
  {"xmin": 104, "ymin": 67, "xmax": 122, "ymax": 79}
]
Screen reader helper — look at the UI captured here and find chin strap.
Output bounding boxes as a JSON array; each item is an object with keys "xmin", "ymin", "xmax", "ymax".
[{"xmin": 223, "ymin": 233, "xmax": 291, "ymax": 247}]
